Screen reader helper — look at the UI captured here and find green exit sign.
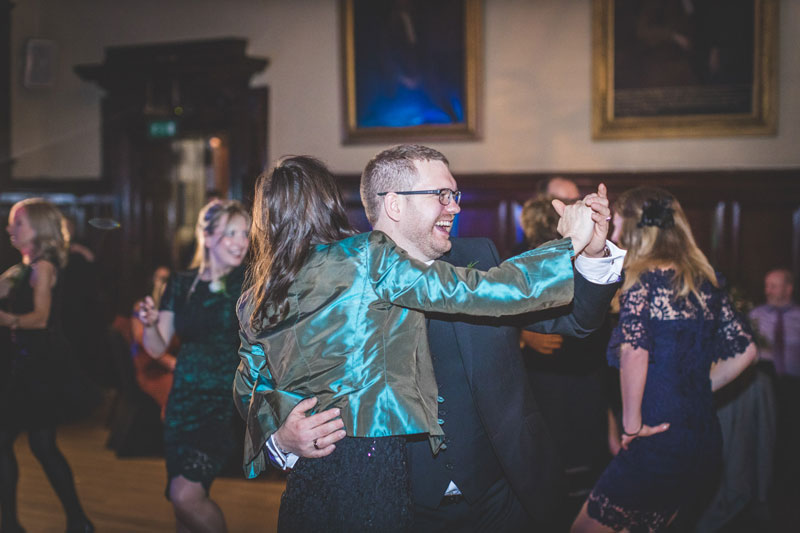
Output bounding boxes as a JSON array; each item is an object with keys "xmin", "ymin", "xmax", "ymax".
[{"xmin": 148, "ymin": 119, "xmax": 178, "ymax": 138}]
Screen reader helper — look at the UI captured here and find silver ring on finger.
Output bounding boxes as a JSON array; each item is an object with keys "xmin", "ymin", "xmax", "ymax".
[{"xmin": 313, "ymin": 439, "xmax": 320, "ymax": 450}]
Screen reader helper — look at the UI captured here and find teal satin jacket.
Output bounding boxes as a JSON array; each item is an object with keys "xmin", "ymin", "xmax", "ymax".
[{"xmin": 234, "ymin": 231, "xmax": 574, "ymax": 478}]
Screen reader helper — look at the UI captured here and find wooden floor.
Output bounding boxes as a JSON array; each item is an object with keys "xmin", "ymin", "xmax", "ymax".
[
  {"xmin": 13, "ymin": 402, "xmax": 798, "ymax": 532},
  {"xmin": 13, "ymin": 413, "xmax": 285, "ymax": 532}
]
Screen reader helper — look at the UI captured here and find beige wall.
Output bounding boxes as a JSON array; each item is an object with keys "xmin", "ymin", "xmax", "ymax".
[{"xmin": 10, "ymin": 0, "xmax": 800, "ymax": 180}]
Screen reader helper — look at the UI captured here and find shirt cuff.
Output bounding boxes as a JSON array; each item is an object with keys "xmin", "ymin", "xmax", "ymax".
[
  {"xmin": 574, "ymin": 240, "xmax": 625, "ymax": 284},
  {"xmin": 265, "ymin": 435, "xmax": 299, "ymax": 470}
]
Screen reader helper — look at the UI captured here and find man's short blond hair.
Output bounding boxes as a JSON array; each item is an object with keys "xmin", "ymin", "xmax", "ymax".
[{"xmin": 360, "ymin": 144, "xmax": 450, "ymax": 225}]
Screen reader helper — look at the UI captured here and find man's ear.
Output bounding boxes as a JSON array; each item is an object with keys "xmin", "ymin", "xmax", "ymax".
[{"xmin": 382, "ymin": 192, "xmax": 403, "ymax": 223}]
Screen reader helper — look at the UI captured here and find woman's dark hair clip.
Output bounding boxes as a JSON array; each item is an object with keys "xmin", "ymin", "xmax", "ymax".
[{"xmin": 638, "ymin": 198, "xmax": 675, "ymax": 229}]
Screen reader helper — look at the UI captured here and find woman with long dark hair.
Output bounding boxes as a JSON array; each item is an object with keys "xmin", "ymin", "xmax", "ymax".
[
  {"xmin": 137, "ymin": 199, "xmax": 250, "ymax": 533},
  {"xmin": 0, "ymin": 198, "xmax": 93, "ymax": 533},
  {"xmin": 571, "ymin": 187, "xmax": 758, "ymax": 532},
  {"xmin": 234, "ymin": 155, "xmax": 604, "ymax": 531}
]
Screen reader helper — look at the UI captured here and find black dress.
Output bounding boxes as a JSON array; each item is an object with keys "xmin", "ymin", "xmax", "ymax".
[
  {"xmin": 277, "ymin": 436, "xmax": 412, "ymax": 533},
  {"xmin": 1, "ymin": 259, "xmax": 65, "ymax": 430}
]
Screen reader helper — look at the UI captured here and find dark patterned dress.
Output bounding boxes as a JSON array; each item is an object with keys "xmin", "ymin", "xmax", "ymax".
[
  {"xmin": 587, "ymin": 269, "xmax": 753, "ymax": 532},
  {"xmin": 160, "ymin": 266, "xmax": 244, "ymax": 495},
  {"xmin": 278, "ymin": 436, "xmax": 411, "ymax": 532}
]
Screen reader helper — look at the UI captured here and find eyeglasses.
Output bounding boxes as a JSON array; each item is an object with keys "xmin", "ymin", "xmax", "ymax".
[{"xmin": 377, "ymin": 188, "xmax": 462, "ymax": 206}]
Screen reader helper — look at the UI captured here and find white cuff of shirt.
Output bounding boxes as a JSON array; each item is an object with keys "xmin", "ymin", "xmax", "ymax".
[
  {"xmin": 574, "ymin": 240, "xmax": 625, "ymax": 285},
  {"xmin": 265, "ymin": 435, "xmax": 299, "ymax": 470}
]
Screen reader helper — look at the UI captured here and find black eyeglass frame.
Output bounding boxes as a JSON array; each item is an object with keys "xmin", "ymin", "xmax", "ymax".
[{"xmin": 376, "ymin": 188, "xmax": 462, "ymax": 206}]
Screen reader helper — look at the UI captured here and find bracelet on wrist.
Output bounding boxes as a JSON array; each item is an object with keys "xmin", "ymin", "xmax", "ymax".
[{"xmin": 622, "ymin": 421, "xmax": 643, "ymax": 437}]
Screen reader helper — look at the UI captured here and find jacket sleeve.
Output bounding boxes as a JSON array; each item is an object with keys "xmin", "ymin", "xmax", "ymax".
[
  {"xmin": 520, "ymin": 270, "xmax": 620, "ymax": 337},
  {"xmin": 233, "ymin": 329, "xmax": 279, "ymax": 478},
  {"xmin": 466, "ymin": 237, "xmax": 619, "ymax": 337},
  {"xmin": 369, "ymin": 232, "xmax": 575, "ymax": 317}
]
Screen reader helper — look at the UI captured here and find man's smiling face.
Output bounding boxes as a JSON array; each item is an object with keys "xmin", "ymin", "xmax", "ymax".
[{"xmin": 397, "ymin": 159, "xmax": 461, "ymax": 262}]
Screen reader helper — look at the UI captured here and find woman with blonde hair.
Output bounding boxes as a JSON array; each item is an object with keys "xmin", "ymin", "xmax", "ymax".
[
  {"xmin": 137, "ymin": 199, "xmax": 250, "ymax": 533},
  {"xmin": 0, "ymin": 198, "xmax": 94, "ymax": 532},
  {"xmin": 572, "ymin": 187, "xmax": 757, "ymax": 532}
]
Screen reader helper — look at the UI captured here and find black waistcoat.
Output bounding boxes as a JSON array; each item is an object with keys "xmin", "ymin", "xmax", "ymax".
[{"xmin": 408, "ymin": 317, "xmax": 504, "ymax": 507}]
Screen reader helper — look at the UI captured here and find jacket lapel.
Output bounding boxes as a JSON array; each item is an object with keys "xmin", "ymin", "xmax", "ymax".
[{"xmin": 437, "ymin": 240, "xmax": 477, "ymax": 386}]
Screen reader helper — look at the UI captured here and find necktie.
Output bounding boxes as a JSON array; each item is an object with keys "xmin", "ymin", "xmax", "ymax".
[{"xmin": 773, "ymin": 308, "xmax": 786, "ymax": 375}]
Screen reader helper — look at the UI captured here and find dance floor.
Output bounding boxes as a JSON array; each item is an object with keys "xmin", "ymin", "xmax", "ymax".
[
  {"xmin": 13, "ymin": 409, "xmax": 284, "ymax": 532},
  {"xmin": 13, "ymin": 398, "xmax": 798, "ymax": 532}
]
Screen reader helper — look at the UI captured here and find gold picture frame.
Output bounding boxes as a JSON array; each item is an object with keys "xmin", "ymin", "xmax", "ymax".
[
  {"xmin": 342, "ymin": 0, "xmax": 482, "ymax": 143},
  {"xmin": 592, "ymin": 0, "xmax": 777, "ymax": 139}
]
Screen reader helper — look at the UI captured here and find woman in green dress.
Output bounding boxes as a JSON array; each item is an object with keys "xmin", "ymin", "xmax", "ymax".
[{"xmin": 137, "ymin": 199, "xmax": 249, "ymax": 533}]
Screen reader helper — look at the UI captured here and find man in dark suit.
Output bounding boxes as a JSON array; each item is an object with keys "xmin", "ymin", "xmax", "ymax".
[
  {"xmin": 409, "ymin": 237, "xmax": 619, "ymax": 530},
  {"xmin": 266, "ymin": 145, "xmax": 623, "ymax": 530}
]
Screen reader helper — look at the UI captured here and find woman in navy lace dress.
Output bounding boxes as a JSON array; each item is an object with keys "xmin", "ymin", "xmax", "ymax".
[{"xmin": 572, "ymin": 187, "xmax": 757, "ymax": 533}]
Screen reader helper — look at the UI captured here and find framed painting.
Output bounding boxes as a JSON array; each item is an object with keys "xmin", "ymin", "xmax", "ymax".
[
  {"xmin": 342, "ymin": 0, "xmax": 481, "ymax": 143},
  {"xmin": 592, "ymin": 0, "xmax": 777, "ymax": 139}
]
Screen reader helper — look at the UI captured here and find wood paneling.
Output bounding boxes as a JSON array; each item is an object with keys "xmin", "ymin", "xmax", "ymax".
[
  {"xmin": 3, "ymin": 168, "xmax": 797, "ymax": 312},
  {"xmin": 0, "ymin": 1, "xmax": 11, "ymax": 186},
  {"xmin": 337, "ymin": 168, "xmax": 800, "ymax": 303},
  {"xmin": 738, "ymin": 203, "xmax": 795, "ymax": 287}
]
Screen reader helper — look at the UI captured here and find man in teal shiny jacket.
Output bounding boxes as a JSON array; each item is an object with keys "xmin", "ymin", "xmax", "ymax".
[{"xmin": 262, "ymin": 145, "xmax": 623, "ymax": 530}]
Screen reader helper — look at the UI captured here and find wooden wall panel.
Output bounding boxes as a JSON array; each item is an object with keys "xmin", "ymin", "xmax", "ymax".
[
  {"xmin": 338, "ymin": 168, "xmax": 800, "ymax": 304},
  {"xmin": 0, "ymin": 2, "xmax": 11, "ymax": 185},
  {"xmin": 3, "ymin": 168, "xmax": 798, "ymax": 314},
  {"xmin": 738, "ymin": 203, "xmax": 795, "ymax": 291},
  {"xmin": 454, "ymin": 203, "xmax": 507, "ymax": 251},
  {"xmin": 670, "ymin": 202, "xmax": 719, "ymax": 264}
]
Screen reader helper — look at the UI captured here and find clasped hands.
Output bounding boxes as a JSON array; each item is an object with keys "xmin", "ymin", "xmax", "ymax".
[{"xmin": 552, "ymin": 183, "xmax": 611, "ymax": 258}]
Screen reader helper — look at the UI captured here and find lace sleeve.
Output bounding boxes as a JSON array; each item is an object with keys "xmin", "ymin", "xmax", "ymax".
[
  {"xmin": 714, "ymin": 289, "xmax": 753, "ymax": 362},
  {"xmin": 607, "ymin": 280, "xmax": 651, "ymax": 368}
]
